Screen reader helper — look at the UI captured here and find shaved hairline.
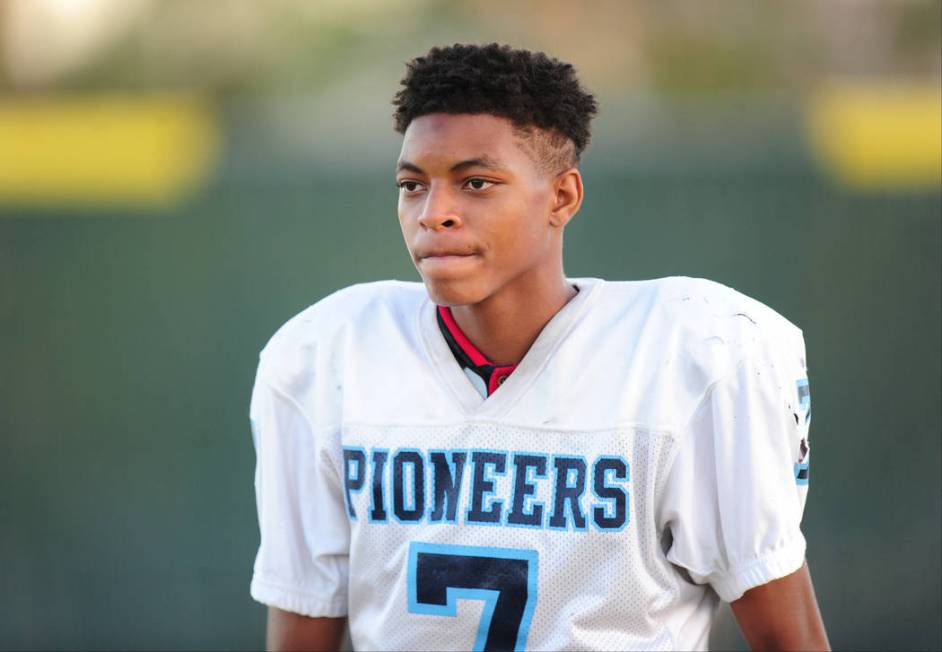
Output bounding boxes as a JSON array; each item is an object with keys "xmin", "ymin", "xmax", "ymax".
[{"xmin": 512, "ymin": 125, "xmax": 578, "ymax": 176}]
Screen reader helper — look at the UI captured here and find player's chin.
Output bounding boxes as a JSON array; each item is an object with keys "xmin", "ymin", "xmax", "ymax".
[{"xmin": 420, "ymin": 275, "xmax": 489, "ymax": 307}]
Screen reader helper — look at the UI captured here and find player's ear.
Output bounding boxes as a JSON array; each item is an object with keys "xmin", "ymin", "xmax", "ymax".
[{"xmin": 549, "ymin": 167, "xmax": 583, "ymax": 228}]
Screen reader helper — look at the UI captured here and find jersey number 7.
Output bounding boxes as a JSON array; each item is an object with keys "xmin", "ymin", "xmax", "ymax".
[{"xmin": 407, "ymin": 542, "xmax": 539, "ymax": 652}]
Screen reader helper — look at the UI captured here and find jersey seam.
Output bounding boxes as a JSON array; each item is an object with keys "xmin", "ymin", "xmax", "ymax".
[
  {"xmin": 256, "ymin": 373, "xmax": 346, "ymax": 494},
  {"xmin": 664, "ymin": 352, "xmax": 770, "ymax": 489},
  {"xmin": 678, "ymin": 354, "xmax": 756, "ymax": 437},
  {"xmin": 341, "ymin": 418, "xmax": 679, "ymax": 435}
]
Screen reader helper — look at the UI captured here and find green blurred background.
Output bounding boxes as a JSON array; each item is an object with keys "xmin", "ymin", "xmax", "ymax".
[{"xmin": 1, "ymin": 1, "xmax": 940, "ymax": 649}]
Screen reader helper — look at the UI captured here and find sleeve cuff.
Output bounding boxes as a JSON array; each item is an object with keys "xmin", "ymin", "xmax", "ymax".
[
  {"xmin": 710, "ymin": 534, "xmax": 807, "ymax": 602},
  {"xmin": 250, "ymin": 574, "xmax": 348, "ymax": 618}
]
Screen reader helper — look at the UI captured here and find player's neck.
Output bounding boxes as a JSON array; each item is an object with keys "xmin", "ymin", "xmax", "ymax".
[{"xmin": 449, "ymin": 267, "xmax": 577, "ymax": 366}]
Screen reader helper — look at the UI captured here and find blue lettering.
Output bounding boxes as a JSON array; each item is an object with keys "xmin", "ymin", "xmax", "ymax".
[
  {"xmin": 342, "ymin": 447, "xmax": 367, "ymax": 519},
  {"xmin": 466, "ymin": 450, "xmax": 507, "ymax": 524},
  {"xmin": 507, "ymin": 453, "xmax": 548, "ymax": 528},
  {"xmin": 591, "ymin": 457, "xmax": 629, "ymax": 530},
  {"xmin": 393, "ymin": 450, "xmax": 425, "ymax": 522},
  {"xmin": 346, "ymin": 445, "xmax": 628, "ymax": 534},
  {"xmin": 548, "ymin": 456, "xmax": 587, "ymax": 530},
  {"xmin": 429, "ymin": 450, "xmax": 467, "ymax": 523},
  {"xmin": 369, "ymin": 449, "xmax": 389, "ymax": 523}
]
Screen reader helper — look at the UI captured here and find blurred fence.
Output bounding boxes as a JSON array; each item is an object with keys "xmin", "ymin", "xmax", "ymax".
[{"xmin": 1, "ymin": 90, "xmax": 939, "ymax": 649}]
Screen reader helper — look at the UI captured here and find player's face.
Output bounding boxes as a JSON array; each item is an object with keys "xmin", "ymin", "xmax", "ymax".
[{"xmin": 396, "ymin": 113, "xmax": 560, "ymax": 306}]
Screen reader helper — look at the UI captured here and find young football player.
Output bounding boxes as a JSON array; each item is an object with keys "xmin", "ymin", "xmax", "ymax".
[{"xmin": 249, "ymin": 43, "xmax": 829, "ymax": 651}]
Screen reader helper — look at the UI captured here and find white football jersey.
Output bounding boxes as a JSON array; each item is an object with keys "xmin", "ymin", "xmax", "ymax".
[{"xmin": 249, "ymin": 277, "xmax": 812, "ymax": 651}]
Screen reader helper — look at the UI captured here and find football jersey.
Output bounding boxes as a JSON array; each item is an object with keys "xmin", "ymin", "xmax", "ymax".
[{"xmin": 249, "ymin": 277, "xmax": 812, "ymax": 651}]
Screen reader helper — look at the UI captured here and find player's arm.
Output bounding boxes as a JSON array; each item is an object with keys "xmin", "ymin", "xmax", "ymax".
[
  {"xmin": 730, "ymin": 561, "xmax": 830, "ymax": 651},
  {"xmin": 266, "ymin": 607, "xmax": 346, "ymax": 652}
]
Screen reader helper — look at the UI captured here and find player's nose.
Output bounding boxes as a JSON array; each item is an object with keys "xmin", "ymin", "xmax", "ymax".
[{"xmin": 417, "ymin": 186, "xmax": 463, "ymax": 231}]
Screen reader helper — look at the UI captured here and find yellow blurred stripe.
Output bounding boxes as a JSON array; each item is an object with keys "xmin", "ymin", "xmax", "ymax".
[
  {"xmin": 807, "ymin": 81, "xmax": 941, "ymax": 191},
  {"xmin": 0, "ymin": 94, "xmax": 218, "ymax": 206}
]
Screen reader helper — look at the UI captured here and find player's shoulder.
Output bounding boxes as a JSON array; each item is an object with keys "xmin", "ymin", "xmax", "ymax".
[
  {"xmin": 263, "ymin": 279, "xmax": 426, "ymax": 352},
  {"xmin": 604, "ymin": 275, "xmax": 798, "ymax": 330},
  {"xmin": 665, "ymin": 275, "xmax": 794, "ymax": 332},
  {"xmin": 258, "ymin": 280, "xmax": 426, "ymax": 377},
  {"xmin": 601, "ymin": 275, "xmax": 804, "ymax": 372}
]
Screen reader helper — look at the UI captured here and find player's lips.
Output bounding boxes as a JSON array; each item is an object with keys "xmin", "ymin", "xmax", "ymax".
[{"xmin": 414, "ymin": 247, "xmax": 482, "ymax": 264}]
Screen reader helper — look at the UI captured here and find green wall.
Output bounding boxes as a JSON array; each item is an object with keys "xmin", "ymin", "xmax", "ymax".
[{"xmin": 2, "ymin": 165, "xmax": 939, "ymax": 649}]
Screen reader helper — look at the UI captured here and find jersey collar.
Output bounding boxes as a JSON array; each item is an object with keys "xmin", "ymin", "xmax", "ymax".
[{"xmin": 419, "ymin": 278, "xmax": 604, "ymax": 417}]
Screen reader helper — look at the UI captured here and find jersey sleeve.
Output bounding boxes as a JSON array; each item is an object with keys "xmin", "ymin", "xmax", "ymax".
[
  {"xmin": 249, "ymin": 372, "xmax": 350, "ymax": 617},
  {"xmin": 659, "ymin": 343, "xmax": 812, "ymax": 602}
]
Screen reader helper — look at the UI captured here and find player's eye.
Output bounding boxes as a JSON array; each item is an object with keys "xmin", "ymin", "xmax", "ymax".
[
  {"xmin": 397, "ymin": 180, "xmax": 424, "ymax": 193},
  {"xmin": 464, "ymin": 178, "xmax": 494, "ymax": 191}
]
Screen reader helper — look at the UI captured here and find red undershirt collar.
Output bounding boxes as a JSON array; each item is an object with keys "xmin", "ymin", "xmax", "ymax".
[{"xmin": 436, "ymin": 306, "xmax": 518, "ymax": 397}]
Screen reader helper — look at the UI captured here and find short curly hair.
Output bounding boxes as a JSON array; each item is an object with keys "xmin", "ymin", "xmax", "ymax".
[{"xmin": 393, "ymin": 43, "xmax": 598, "ymax": 171}]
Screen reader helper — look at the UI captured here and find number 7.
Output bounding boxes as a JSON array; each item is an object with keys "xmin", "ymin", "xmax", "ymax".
[{"xmin": 407, "ymin": 542, "xmax": 539, "ymax": 652}]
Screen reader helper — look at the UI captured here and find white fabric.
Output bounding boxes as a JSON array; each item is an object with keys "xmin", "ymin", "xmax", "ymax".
[
  {"xmin": 249, "ymin": 277, "xmax": 812, "ymax": 651},
  {"xmin": 250, "ymin": 378, "xmax": 349, "ymax": 618}
]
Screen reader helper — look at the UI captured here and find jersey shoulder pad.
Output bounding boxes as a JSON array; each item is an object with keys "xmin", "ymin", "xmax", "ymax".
[
  {"xmin": 651, "ymin": 276, "xmax": 805, "ymax": 381},
  {"xmin": 257, "ymin": 280, "xmax": 426, "ymax": 390}
]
